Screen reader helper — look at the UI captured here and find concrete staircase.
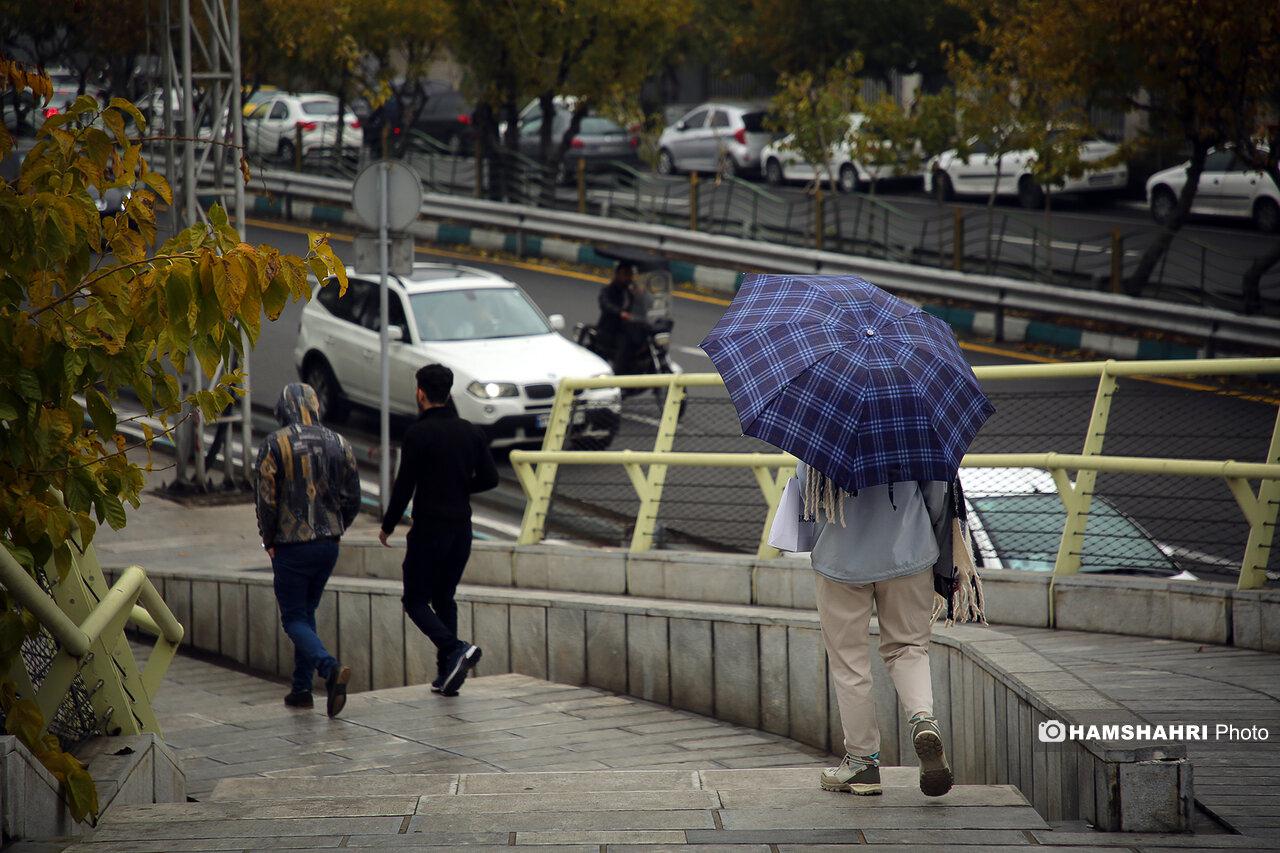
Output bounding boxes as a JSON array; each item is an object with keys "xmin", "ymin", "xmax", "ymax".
[{"xmin": 64, "ymin": 766, "xmax": 1061, "ymax": 850}]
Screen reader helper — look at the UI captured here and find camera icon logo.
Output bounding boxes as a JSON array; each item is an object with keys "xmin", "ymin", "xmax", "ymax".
[{"xmin": 1038, "ymin": 720, "xmax": 1067, "ymax": 743}]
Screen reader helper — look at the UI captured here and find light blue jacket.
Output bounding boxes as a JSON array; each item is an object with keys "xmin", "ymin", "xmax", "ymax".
[{"xmin": 796, "ymin": 462, "xmax": 950, "ymax": 585}]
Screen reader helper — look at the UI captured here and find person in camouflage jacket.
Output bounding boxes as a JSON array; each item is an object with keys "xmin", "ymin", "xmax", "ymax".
[{"xmin": 255, "ymin": 382, "xmax": 362, "ymax": 716}]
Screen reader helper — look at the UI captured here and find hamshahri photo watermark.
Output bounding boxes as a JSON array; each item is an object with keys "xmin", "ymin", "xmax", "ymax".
[{"xmin": 1037, "ymin": 720, "xmax": 1270, "ymax": 744}]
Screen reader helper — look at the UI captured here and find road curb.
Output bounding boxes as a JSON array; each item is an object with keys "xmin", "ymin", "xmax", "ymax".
[{"xmin": 244, "ymin": 192, "xmax": 1205, "ymax": 361}]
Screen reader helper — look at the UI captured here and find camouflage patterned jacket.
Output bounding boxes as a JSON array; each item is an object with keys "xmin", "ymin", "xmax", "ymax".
[{"xmin": 255, "ymin": 383, "xmax": 362, "ymax": 548}]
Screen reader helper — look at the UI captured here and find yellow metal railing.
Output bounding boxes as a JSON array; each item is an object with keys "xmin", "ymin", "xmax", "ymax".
[
  {"xmin": 510, "ymin": 358, "xmax": 1280, "ymax": 591},
  {"xmin": 0, "ymin": 539, "xmax": 184, "ymax": 739}
]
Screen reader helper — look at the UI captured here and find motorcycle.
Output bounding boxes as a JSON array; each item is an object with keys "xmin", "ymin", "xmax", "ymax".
[{"xmin": 573, "ymin": 247, "xmax": 683, "ymax": 410}]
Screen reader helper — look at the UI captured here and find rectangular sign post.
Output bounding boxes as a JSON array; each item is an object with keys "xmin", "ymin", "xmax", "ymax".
[{"xmin": 378, "ymin": 162, "xmax": 391, "ymax": 514}]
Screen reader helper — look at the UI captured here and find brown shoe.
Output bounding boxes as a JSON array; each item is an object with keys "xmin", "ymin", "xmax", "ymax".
[{"xmin": 325, "ymin": 664, "xmax": 351, "ymax": 718}]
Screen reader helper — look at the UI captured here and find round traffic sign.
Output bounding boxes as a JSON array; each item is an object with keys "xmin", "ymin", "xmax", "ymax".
[{"xmin": 352, "ymin": 160, "xmax": 423, "ymax": 231}]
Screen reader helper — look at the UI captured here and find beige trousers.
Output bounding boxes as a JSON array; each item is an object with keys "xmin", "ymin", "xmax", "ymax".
[{"xmin": 815, "ymin": 567, "xmax": 935, "ymax": 757}]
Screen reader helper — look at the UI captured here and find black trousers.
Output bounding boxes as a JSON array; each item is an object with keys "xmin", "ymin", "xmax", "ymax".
[{"xmin": 402, "ymin": 518, "xmax": 472, "ymax": 675}]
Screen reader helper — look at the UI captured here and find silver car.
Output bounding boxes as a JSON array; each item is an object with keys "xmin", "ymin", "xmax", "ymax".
[{"xmin": 656, "ymin": 102, "xmax": 773, "ymax": 177}]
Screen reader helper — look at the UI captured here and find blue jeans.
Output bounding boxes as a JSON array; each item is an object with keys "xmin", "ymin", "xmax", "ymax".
[{"xmin": 272, "ymin": 539, "xmax": 340, "ymax": 693}]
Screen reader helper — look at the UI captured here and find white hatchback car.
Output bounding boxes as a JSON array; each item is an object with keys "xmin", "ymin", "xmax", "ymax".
[
  {"xmin": 925, "ymin": 138, "xmax": 1128, "ymax": 208},
  {"xmin": 1145, "ymin": 148, "xmax": 1280, "ymax": 233},
  {"xmin": 760, "ymin": 113, "xmax": 922, "ymax": 193},
  {"xmin": 656, "ymin": 102, "xmax": 773, "ymax": 177},
  {"xmin": 294, "ymin": 263, "xmax": 621, "ymax": 447},
  {"xmin": 243, "ymin": 92, "xmax": 360, "ymax": 162}
]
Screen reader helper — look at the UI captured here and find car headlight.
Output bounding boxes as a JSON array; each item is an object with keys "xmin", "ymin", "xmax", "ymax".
[{"xmin": 467, "ymin": 381, "xmax": 519, "ymax": 399}]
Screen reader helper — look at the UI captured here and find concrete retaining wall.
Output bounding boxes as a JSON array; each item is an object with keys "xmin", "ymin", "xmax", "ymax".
[
  {"xmin": 336, "ymin": 539, "xmax": 1264, "ymax": 649},
  {"xmin": 116, "ymin": 563, "xmax": 1192, "ymax": 832},
  {"xmin": 2, "ymin": 733, "xmax": 184, "ymax": 842}
]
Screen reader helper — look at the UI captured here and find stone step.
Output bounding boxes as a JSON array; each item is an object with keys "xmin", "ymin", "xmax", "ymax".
[
  {"xmin": 68, "ymin": 766, "xmax": 1052, "ymax": 851},
  {"xmin": 209, "ymin": 766, "xmax": 948, "ymax": 802}
]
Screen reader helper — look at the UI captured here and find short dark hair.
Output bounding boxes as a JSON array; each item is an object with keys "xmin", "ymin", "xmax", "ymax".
[{"xmin": 416, "ymin": 363, "xmax": 453, "ymax": 404}]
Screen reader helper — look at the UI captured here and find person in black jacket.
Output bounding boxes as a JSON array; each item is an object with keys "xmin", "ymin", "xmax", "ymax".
[
  {"xmin": 595, "ymin": 261, "xmax": 641, "ymax": 372},
  {"xmin": 379, "ymin": 363, "xmax": 498, "ymax": 695}
]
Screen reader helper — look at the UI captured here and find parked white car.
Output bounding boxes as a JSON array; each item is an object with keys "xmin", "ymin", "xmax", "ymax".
[
  {"xmin": 1145, "ymin": 148, "xmax": 1280, "ymax": 233},
  {"xmin": 925, "ymin": 138, "xmax": 1128, "ymax": 208},
  {"xmin": 294, "ymin": 263, "xmax": 621, "ymax": 448},
  {"xmin": 760, "ymin": 113, "xmax": 922, "ymax": 193},
  {"xmin": 656, "ymin": 102, "xmax": 773, "ymax": 177},
  {"xmin": 962, "ymin": 467, "xmax": 1195, "ymax": 579},
  {"xmin": 243, "ymin": 92, "xmax": 360, "ymax": 162}
]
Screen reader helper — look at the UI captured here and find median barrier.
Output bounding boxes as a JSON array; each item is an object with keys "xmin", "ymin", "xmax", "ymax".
[{"xmin": 109, "ymin": 562, "xmax": 1193, "ymax": 832}]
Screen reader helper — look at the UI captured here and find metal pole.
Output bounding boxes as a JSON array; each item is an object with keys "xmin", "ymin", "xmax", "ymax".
[
  {"xmin": 230, "ymin": 0, "xmax": 252, "ymax": 483},
  {"xmin": 180, "ymin": 0, "xmax": 196, "ymax": 226},
  {"xmin": 378, "ymin": 161, "xmax": 391, "ymax": 514}
]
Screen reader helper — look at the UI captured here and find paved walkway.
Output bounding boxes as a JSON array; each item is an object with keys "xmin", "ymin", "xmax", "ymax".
[
  {"xmin": 43, "ymin": 650, "xmax": 1260, "ymax": 851},
  {"xmin": 1002, "ymin": 626, "xmax": 1280, "ymax": 842}
]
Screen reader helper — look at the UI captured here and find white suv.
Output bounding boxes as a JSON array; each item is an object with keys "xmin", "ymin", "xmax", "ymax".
[{"xmin": 294, "ymin": 263, "xmax": 621, "ymax": 447}]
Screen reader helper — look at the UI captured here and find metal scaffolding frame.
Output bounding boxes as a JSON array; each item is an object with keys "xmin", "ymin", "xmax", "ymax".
[{"xmin": 154, "ymin": 0, "xmax": 253, "ymax": 488}]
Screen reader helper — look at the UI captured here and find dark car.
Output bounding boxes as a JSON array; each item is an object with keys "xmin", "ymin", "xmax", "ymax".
[
  {"xmin": 516, "ymin": 112, "xmax": 640, "ymax": 182},
  {"xmin": 399, "ymin": 80, "xmax": 475, "ymax": 152}
]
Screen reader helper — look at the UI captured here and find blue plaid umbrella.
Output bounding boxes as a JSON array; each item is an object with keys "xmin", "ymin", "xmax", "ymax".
[{"xmin": 700, "ymin": 274, "xmax": 994, "ymax": 492}]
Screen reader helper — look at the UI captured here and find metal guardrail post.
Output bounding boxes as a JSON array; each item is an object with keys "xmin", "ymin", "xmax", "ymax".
[
  {"xmin": 953, "ymin": 209, "xmax": 964, "ymax": 271},
  {"xmin": 752, "ymin": 466, "xmax": 793, "ymax": 559},
  {"xmin": 689, "ymin": 172, "xmax": 699, "ymax": 232},
  {"xmin": 1231, "ymin": 408, "xmax": 1280, "ymax": 590},
  {"xmin": 1110, "ymin": 229, "xmax": 1123, "ymax": 293},
  {"xmin": 515, "ymin": 382, "xmax": 577, "ymax": 544},
  {"xmin": 1048, "ymin": 361, "xmax": 1118, "ymax": 624},
  {"xmin": 628, "ymin": 379, "xmax": 686, "ymax": 552},
  {"xmin": 51, "ymin": 551, "xmax": 163, "ymax": 737}
]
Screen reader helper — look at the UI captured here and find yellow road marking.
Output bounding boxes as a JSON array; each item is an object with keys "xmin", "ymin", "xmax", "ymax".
[{"xmin": 241, "ymin": 216, "xmax": 1277, "ymax": 404}]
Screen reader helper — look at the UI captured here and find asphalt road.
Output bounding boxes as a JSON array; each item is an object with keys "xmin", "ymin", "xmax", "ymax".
[{"xmin": 229, "ymin": 216, "xmax": 1277, "ymax": 585}]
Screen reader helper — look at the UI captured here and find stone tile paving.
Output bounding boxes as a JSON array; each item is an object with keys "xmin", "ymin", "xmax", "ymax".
[
  {"xmin": 31, "ymin": 647, "xmax": 1268, "ymax": 851},
  {"xmin": 1000, "ymin": 625, "xmax": 1280, "ymax": 843}
]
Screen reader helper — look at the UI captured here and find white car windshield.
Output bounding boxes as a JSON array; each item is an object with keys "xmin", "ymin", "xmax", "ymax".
[{"xmin": 410, "ymin": 288, "xmax": 551, "ymax": 341}]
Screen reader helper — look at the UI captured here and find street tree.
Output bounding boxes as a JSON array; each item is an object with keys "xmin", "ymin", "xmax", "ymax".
[
  {"xmin": 953, "ymin": 0, "xmax": 1280, "ymax": 300},
  {"xmin": 767, "ymin": 56, "xmax": 862, "ymax": 194},
  {"xmin": 847, "ymin": 94, "xmax": 922, "ymax": 195},
  {"xmin": 710, "ymin": 0, "xmax": 973, "ymax": 85},
  {"xmin": 446, "ymin": 0, "xmax": 689, "ymax": 199},
  {"xmin": 0, "ymin": 60, "xmax": 346, "ymax": 821}
]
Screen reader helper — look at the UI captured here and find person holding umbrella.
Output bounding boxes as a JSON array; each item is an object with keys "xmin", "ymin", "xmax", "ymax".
[{"xmin": 702, "ymin": 274, "xmax": 994, "ymax": 799}]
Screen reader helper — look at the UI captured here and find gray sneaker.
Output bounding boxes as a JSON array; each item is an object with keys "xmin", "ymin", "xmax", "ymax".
[
  {"xmin": 820, "ymin": 754, "xmax": 882, "ymax": 795},
  {"xmin": 911, "ymin": 715, "xmax": 953, "ymax": 797}
]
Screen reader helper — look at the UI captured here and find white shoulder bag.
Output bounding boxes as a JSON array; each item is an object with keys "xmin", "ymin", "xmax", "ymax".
[{"xmin": 767, "ymin": 477, "xmax": 818, "ymax": 552}]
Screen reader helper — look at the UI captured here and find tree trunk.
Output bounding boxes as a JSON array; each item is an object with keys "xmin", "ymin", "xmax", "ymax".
[
  {"xmin": 1240, "ymin": 164, "xmax": 1280, "ymax": 314},
  {"xmin": 1126, "ymin": 141, "xmax": 1210, "ymax": 295},
  {"xmin": 986, "ymin": 159, "xmax": 1003, "ymax": 272}
]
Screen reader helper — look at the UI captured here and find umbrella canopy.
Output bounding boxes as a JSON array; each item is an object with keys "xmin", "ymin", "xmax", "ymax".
[{"xmin": 701, "ymin": 274, "xmax": 994, "ymax": 492}]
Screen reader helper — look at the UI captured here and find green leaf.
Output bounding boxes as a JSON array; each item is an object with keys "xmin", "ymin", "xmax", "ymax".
[
  {"xmin": 0, "ymin": 612, "xmax": 27, "ymax": 660},
  {"xmin": 100, "ymin": 493, "xmax": 128, "ymax": 531},
  {"xmin": 15, "ymin": 367, "xmax": 41, "ymax": 402},
  {"xmin": 52, "ymin": 542, "xmax": 74, "ymax": 580},
  {"xmin": 85, "ymin": 387, "xmax": 116, "ymax": 438},
  {"xmin": 3, "ymin": 696, "xmax": 44, "ymax": 747},
  {"xmin": 0, "ymin": 399, "xmax": 16, "ymax": 421}
]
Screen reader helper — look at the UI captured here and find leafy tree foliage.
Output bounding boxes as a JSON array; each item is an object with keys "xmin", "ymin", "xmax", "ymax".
[{"xmin": 0, "ymin": 60, "xmax": 345, "ymax": 821}]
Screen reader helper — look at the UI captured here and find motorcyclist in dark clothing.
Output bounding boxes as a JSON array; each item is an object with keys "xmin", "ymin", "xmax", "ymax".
[{"xmin": 596, "ymin": 262, "xmax": 646, "ymax": 373}]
